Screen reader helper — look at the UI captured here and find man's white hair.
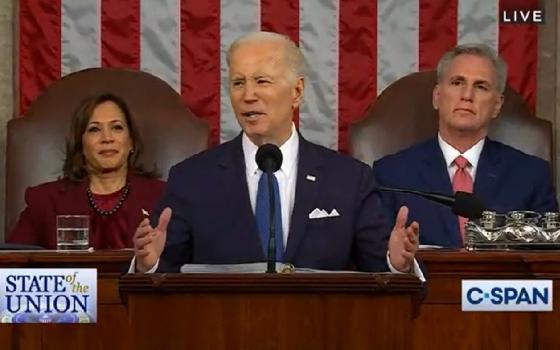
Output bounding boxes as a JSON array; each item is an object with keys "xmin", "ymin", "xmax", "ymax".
[
  {"xmin": 436, "ymin": 43, "xmax": 508, "ymax": 93},
  {"xmin": 226, "ymin": 31, "xmax": 305, "ymax": 81}
]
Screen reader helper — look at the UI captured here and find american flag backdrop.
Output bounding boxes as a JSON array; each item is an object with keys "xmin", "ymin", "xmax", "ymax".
[{"xmin": 18, "ymin": 0, "xmax": 539, "ymax": 152}]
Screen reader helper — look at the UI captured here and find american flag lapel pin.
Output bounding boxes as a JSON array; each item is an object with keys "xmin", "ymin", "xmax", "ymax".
[{"xmin": 306, "ymin": 175, "xmax": 316, "ymax": 182}]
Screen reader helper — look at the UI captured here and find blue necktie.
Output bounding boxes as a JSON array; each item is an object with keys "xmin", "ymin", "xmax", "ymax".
[{"xmin": 255, "ymin": 172, "xmax": 284, "ymax": 262}]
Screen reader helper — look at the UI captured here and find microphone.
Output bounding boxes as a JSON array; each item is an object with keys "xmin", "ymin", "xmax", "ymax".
[
  {"xmin": 256, "ymin": 144, "xmax": 283, "ymax": 173},
  {"xmin": 255, "ymin": 144, "xmax": 283, "ymax": 273},
  {"xmin": 377, "ymin": 186, "xmax": 485, "ymax": 219}
]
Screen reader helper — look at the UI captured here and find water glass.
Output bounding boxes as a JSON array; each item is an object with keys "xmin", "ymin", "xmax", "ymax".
[{"xmin": 56, "ymin": 215, "xmax": 90, "ymax": 250}]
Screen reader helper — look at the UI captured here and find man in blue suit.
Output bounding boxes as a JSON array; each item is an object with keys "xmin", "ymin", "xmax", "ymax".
[
  {"xmin": 372, "ymin": 43, "xmax": 558, "ymax": 248},
  {"xmin": 132, "ymin": 32, "xmax": 423, "ymax": 277}
]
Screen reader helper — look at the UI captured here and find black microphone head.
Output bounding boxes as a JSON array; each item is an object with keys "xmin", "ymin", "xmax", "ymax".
[
  {"xmin": 453, "ymin": 191, "xmax": 486, "ymax": 219},
  {"xmin": 256, "ymin": 143, "xmax": 283, "ymax": 172}
]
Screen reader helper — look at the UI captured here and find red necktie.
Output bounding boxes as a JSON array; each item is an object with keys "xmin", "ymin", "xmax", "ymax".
[{"xmin": 452, "ymin": 156, "xmax": 473, "ymax": 242}]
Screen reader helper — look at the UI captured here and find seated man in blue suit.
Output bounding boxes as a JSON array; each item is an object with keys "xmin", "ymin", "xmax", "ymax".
[
  {"xmin": 132, "ymin": 31, "xmax": 423, "ymax": 278},
  {"xmin": 372, "ymin": 43, "xmax": 558, "ymax": 248}
]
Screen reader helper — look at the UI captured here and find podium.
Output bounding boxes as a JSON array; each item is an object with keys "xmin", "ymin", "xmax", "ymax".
[
  {"xmin": 121, "ymin": 273, "xmax": 420, "ymax": 349},
  {"xmin": 0, "ymin": 251, "xmax": 422, "ymax": 350}
]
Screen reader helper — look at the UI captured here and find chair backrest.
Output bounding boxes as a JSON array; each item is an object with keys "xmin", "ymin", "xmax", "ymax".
[
  {"xmin": 6, "ymin": 68, "xmax": 209, "ymax": 232},
  {"xmin": 349, "ymin": 70, "xmax": 552, "ymax": 167}
]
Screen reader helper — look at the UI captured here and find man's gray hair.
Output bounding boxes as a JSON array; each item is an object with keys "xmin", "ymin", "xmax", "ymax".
[
  {"xmin": 436, "ymin": 43, "xmax": 508, "ymax": 93},
  {"xmin": 226, "ymin": 31, "xmax": 305, "ymax": 80}
]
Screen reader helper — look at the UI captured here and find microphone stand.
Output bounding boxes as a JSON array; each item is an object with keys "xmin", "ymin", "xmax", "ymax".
[{"xmin": 265, "ymin": 166, "xmax": 277, "ymax": 273}]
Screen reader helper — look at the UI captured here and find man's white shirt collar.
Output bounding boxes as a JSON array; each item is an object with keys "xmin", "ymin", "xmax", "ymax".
[
  {"xmin": 242, "ymin": 124, "xmax": 299, "ymax": 177},
  {"xmin": 438, "ymin": 133, "xmax": 485, "ymax": 170}
]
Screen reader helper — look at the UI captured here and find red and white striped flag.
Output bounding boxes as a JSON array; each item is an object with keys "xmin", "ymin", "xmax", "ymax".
[{"xmin": 18, "ymin": 0, "xmax": 539, "ymax": 152}]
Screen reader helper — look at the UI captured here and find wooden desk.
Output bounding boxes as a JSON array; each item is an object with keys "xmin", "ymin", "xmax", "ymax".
[
  {"xmin": 415, "ymin": 250, "xmax": 560, "ymax": 350},
  {"xmin": 0, "ymin": 250, "xmax": 133, "ymax": 350},
  {"xmin": 0, "ymin": 251, "xmax": 421, "ymax": 350}
]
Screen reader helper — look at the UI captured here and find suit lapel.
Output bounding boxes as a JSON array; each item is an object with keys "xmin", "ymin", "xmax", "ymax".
[
  {"xmin": 417, "ymin": 139, "xmax": 460, "ymax": 244},
  {"xmin": 418, "ymin": 139, "xmax": 453, "ymax": 195},
  {"xmin": 473, "ymin": 138, "xmax": 500, "ymax": 208},
  {"xmin": 218, "ymin": 135, "xmax": 264, "ymax": 257},
  {"xmin": 284, "ymin": 136, "xmax": 324, "ymax": 262}
]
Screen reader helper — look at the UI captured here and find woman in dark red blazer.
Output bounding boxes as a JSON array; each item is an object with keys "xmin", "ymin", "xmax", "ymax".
[{"xmin": 7, "ymin": 93, "xmax": 165, "ymax": 249}]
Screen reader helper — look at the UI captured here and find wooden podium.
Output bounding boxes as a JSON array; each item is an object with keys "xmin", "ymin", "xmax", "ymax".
[
  {"xmin": 0, "ymin": 251, "xmax": 421, "ymax": 350},
  {"xmin": 121, "ymin": 273, "xmax": 420, "ymax": 350}
]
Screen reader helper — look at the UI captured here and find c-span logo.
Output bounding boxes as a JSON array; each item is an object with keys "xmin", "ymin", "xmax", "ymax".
[
  {"xmin": 462, "ymin": 280, "xmax": 552, "ymax": 312},
  {"xmin": 0, "ymin": 269, "xmax": 97, "ymax": 323}
]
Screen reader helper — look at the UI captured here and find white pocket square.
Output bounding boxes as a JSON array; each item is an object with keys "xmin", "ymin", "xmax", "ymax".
[{"xmin": 308, "ymin": 208, "xmax": 340, "ymax": 219}]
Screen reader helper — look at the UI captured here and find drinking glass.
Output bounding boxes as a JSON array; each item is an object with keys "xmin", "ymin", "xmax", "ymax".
[{"xmin": 56, "ymin": 215, "xmax": 90, "ymax": 250}]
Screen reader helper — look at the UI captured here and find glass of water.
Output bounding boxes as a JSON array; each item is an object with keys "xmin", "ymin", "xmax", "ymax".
[{"xmin": 56, "ymin": 215, "xmax": 90, "ymax": 250}]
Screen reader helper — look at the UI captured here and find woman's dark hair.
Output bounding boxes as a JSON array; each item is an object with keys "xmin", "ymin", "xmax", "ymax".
[{"xmin": 62, "ymin": 93, "xmax": 158, "ymax": 182}]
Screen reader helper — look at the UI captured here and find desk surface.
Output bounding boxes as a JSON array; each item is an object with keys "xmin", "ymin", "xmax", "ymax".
[
  {"xmin": 418, "ymin": 248, "xmax": 560, "ymax": 277},
  {"xmin": 0, "ymin": 249, "xmax": 134, "ymax": 272}
]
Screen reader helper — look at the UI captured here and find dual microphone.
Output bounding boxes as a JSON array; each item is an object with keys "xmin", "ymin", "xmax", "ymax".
[{"xmin": 255, "ymin": 143, "xmax": 486, "ymax": 273}]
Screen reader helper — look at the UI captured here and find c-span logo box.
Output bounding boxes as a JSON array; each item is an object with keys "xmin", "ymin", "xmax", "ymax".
[
  {"xmin": 462, "ymin": 280, "xmax": 552, "ymax": 312},
  {"xmin": 0, "ymin": 269, "xmax": 97, "ymax": 323}
]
